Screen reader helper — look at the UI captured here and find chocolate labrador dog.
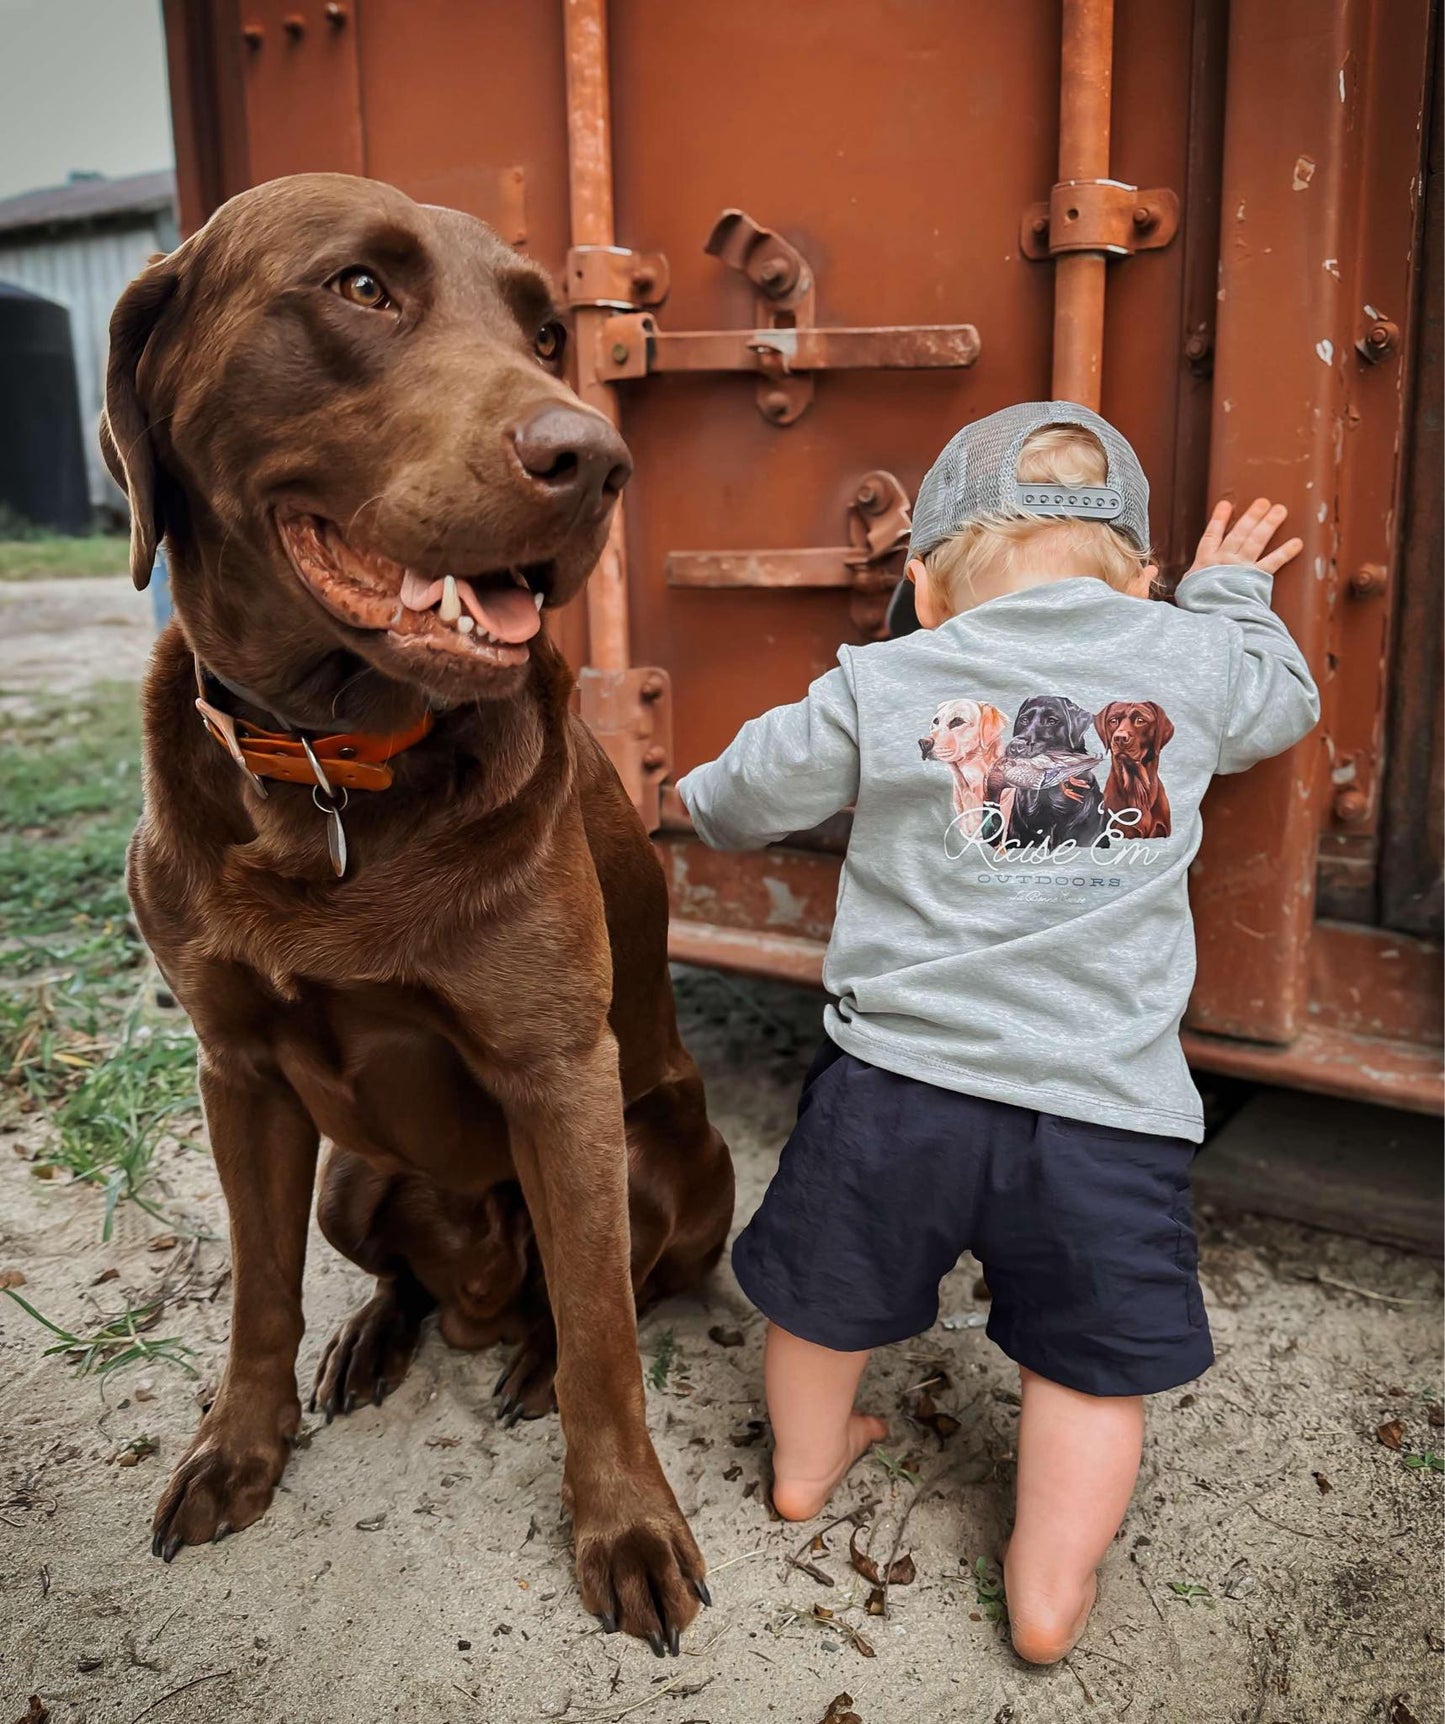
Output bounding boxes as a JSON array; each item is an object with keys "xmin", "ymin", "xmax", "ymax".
[{"xmin": 101, "ymin": 173, "xmax": 734, "ymax": 1653}]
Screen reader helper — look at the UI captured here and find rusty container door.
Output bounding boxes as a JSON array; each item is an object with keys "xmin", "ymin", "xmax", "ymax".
[{"xmin": 162, "ymin": 0, "xmax": 1442, "ymax": 1112}]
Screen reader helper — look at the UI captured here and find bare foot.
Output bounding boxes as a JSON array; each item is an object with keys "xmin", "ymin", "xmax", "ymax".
[
  {"xmin": 1001, "ymin": 1538, "xmax": 1098, "ymax": 1665},
  {"xmin": 771, "ymin": 1413, "xmax": 888, "ymax": 1521}
]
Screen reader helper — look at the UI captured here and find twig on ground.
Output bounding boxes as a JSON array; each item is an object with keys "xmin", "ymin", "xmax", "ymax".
[
  {"xmin": 708, "ymin": 1546, "xmax": 770, "ymax": 1575},
  {"xmin": 1306, "ymin": 1272, "xmax": 1415, "ymax": 1306},
  {"xmin": 549, "ymin": 1672, "xmax": 715, "ymax": 1722},
  {"xmin": 126, "ymin": 1670, "xmax": 232, "ymax": 1723},
  {"xmin": 1246, "ymin": 1501, "xmax": 1317, "ymax": 1539},
  {"xmin": 1064, "ymin": 1657, "xmax": 1094, "ymax": 1704}
]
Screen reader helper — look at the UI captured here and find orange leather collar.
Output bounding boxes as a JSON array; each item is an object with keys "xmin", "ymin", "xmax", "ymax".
[{"xmin": 195, "ymin": 662, "xmax": 435, "ymax": 793}]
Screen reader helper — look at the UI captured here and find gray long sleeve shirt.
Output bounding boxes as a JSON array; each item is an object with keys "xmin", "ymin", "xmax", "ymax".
[{"xmin": 676, "ymin": 568, "xmax": 1320, "ymax": 1141}]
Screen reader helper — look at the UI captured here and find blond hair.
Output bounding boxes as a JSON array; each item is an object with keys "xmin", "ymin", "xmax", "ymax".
[{"xmin": 923, "ymin": 424, "xmax": 1148, "ymax": 612}]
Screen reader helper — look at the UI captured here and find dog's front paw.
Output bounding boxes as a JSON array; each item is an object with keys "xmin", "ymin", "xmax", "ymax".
[
  {"xmin": 312, "ymin": 1285, "xmax": 426, "ymax": 1420},
  {"xmin": 571, "ymin": 1472, "xmax": 709, "ymax": 1655},
  {"xmin": 151, "ymin": 1395, "xmax": 298, "ymax": 1560}
]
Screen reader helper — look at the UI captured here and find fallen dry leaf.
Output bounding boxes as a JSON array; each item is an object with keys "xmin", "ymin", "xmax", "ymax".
[
  {"xmin": 1377, "ymin": 1419, "xmax": 1406, "ymax": 1451},
  {"xmin": 1427, "ymin": 1402, "xmax": 1443, "ymax": 1429},
  {"xmin": 425, "ymin": 1435, "xmax": 461, "ymax": 1449},
  {"xmin": 0, "ymin": 1269, "xmax": 26, "ymax": 1291},
  {"xmin": 30, "ymin": 1164, "xmax": 55, "ymax": 1180},
  {"xmin": 820, "ymin": 1693, "xmax": 862, "ymax": 1724},
  {"xmin": 915, "ymin": 1390, "xmax": 962, "ymax": 1441},
  {"xmin": 708, "ymin": 1325, "xmax": 745, "ymax": 1348},
  {"xmin": 1389, "ymin": 1696, "xmax": 1421, "ymax": 1724},
  {"xmin": 865, "ymin": 1585, "xmax": 886, "ymax": 1615},
  {"xmin": 147, "ymin": 1234, "xmax": 179, "ymax": 1252},
  {"xmin": 848, "ymin": 1527, "xmax": 916, "ymax": 1587},
  {"xmin": 13, "ymin": 1698, "xmax": 47, "ymax": 1724},
  {"xmin": 730, "ymin": 1420, "xmax": 766, "ymax": 1447},
  {"xmin": 92, "ymin": 1268, "xmax": 119, "ymax": 1285},
  {"xmin": 1313, "ymin": 1471, "xmax": 1332, "ymax": 1494}
]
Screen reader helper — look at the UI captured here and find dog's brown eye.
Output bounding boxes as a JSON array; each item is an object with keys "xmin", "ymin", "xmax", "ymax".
[
  {"xmin": 947, "ymin": 717, "xmax": 964, "ymax": 728},
  {"xmin": 331, "ymin": 268, "xmax": 392, "ymax": 310},
  {"xmin": 534, "ymin": 320, "xmax": 567, "ymax": 363}
]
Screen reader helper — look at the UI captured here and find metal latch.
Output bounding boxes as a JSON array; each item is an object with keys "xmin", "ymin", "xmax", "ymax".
[
  {"xmin": 665, "ymin": 471, "xmax": 913, "ymax": 640},
  {"xmin": 596, "ymin": 208, "xmax": 979, "ymax": 425},
  {"xmin": 1020, "ymin": 179, "xmax": 1179, "ymax": 258},
  {"xmin": 577, "ymin": 665, "xmax": 672, "ymax": 833}
]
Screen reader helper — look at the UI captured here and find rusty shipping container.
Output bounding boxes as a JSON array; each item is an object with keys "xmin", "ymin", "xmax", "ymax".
[{"xmin": 160, "ymin": 0, "xmax": 1443, "ymax": 1113}]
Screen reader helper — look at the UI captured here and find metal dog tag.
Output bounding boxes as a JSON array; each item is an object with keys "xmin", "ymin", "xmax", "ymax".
[
  {"xmin": 311, "ymin": 782, "xmax": 350, "ymax": 879},
  {"xmin": 325, "ymin": 802, "xmax": 348, "ymax": 878}
]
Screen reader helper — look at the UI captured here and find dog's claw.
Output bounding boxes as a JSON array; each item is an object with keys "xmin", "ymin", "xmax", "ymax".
[
  {"xmin": 493, "ymin": 1361, "xmax": 512, "ymax": 1397},
  {"xmin": 596, "ymin": 1612, "xmax": 618, "ymax": 1634},
  {"xmin": 151, "ymin": 1529, "xmax": 164, "ymax": 1559},
  {"xmin": 504, "ymin": 1403, "xmax": 525, "ymax": 1430},
  {"xmin": 666, "ymin": 1624, "xmax": 680, "ymax": 1657},
  {"xmin": 162, "ymin": 1533, "xmax": 182, "ymax": 1563},
  {"xmin": 694, "ymin": 1578, "xmax": 712, "ymax": 1608},
  {"xmin": 647, "ymin": 1631, "xmax": 666, "ymax": 1659}
]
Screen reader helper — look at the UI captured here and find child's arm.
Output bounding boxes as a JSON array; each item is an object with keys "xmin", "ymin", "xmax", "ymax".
[
  {"xmin": 675, "ymin": 661, "xmax": 861, "ymax": 850},
  {"xmin": 1174, "ymin": 498, "xmax": 1320, "ymax": 773}
]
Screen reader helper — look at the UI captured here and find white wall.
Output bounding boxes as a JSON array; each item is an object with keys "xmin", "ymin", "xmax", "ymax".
[{"xmin": 0, "ymin": 216, "xmax": 173, "ymax": 510}]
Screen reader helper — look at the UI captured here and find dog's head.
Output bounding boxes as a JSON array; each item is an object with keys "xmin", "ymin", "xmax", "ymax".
[
  {"xmin": 101, "ymin": 173, "xmax": 630, "ymax": 717},
  {"xmin": 1005, "ymin": 695, "xmax": 1096, "ymax": 759},
  {"xmin": 1096, "ymin": 701, "xmax": 1174, "ymax": 763},
  {"xmin": 919, "ymin": 699, "xmax": 1010, "ymax": 766}
]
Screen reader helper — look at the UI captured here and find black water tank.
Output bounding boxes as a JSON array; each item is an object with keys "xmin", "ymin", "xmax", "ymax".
[{"xmin": 0, "ymin": 281, "xmax": 90, "ymax": 531}]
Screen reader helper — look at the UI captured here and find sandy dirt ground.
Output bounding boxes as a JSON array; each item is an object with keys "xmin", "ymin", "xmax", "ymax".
[
  {"xmin": 0, "ymin": 578, "xmax": 153, "ymax": 715},
  {"xmin": 1, "ymin": 585, "xmax": 1442, "ymax": 1724}
]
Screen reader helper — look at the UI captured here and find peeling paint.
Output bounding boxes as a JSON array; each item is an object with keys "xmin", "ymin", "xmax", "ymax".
[
  {"xmin": 1332, "ymin": 759, "xmax": 1358, "ymax": 784},
  {"xmin": 1317, "ymin": 502, "xmax": 1328, "ymax": 523},
  {"xmin": 1314, "ymin": 338, "xmax": 1334, "ymax": 363},
  {"xmin": 762, "ymin": 875, "xmax": 807, "ymax": 930},
  {"xmin": 1323, "ymin": 257, "xmax": 1341, "ymax": 278},
  {"xmin": 1292, "ymin": 154, "xmax": 1316, "ymax": 191}
]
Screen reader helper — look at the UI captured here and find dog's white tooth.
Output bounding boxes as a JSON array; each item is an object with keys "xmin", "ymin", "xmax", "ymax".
[
  {"xmin": 533, "ymin": 590, "xmax": 545, "ymax": 611},
  {"xmin": 439, "ymin": 574, "xmax": 462, "ymax": 624},
  {"xmin": 457, "ymin": 615, "xmax": 475, "ymax": 635}
]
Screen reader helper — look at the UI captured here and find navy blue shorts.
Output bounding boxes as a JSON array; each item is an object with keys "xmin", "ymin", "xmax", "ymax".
[{"xmin": 732, "ymin": 1040, "xmax": 1213, "ymax": 1397}]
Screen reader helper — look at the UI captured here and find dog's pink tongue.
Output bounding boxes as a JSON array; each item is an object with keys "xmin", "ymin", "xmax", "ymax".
[{"xmin": 460, "ymin": 580, "xmax": 542, "ymax": 644}]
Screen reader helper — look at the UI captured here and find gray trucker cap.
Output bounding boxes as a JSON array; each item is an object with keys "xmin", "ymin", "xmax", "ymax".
[{"xmin": 908, "ymin": 401, "xmax": 1151, "ymax": 561}]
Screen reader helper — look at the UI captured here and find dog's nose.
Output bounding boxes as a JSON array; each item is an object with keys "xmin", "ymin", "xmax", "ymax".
[
  {"xmin": 512, "ymin": 406, "xmax": 632, "ymax": 509},
  {"xmin": 919, "ymin": 738, "xmax": 934, "ymax": 758},
  {"xmin": 1005, "ymin": 740, "xmax": 1028, "ymax": 758}
]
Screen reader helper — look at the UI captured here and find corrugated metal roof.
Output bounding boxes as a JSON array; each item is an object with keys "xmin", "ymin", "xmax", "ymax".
[{"xmin": 0, "ymin": 170, "xmax": 176, "ymax": 239}]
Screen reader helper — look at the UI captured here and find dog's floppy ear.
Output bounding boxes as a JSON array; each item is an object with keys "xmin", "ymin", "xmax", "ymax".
[
  {"xmin": 1149, "ymin": 704, "xmax": 1175, "ymax": 751},
  {"xmin": 978, "ymin": 703, "xmax": 1010, "ymax": 758},
  {"xmin": 100, "ymin": 257, "xmax": 180, "ymax": 592},
  {"xmin": 1063, "ymin": 699, "xmax": 1095, "ymax": 751}
]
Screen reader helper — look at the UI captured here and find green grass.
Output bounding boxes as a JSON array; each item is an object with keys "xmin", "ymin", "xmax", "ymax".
[
  {"xmin": 3, "ymin": 1287, "xmax": 196, "ymax": 1378},
  {"xmin": 0, "ymin": 684, "xmax": 200, "ymax": 1236},
  {"xmin": 971, "ymin": 1555, "xmax": 1006, "ymax": 1623},
  {"xmin": 0, "ymin": 535, "xmax": 131, "ymax": 581}
]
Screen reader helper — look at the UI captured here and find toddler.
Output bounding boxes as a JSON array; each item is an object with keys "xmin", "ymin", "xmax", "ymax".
[{"xmin": 675, "ymin": 401, "xmax": 1319, "ymax": 1664}]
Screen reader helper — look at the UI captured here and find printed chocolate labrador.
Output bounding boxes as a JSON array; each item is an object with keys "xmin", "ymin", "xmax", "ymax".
[{"xmin": 101, "ymin": 173, "xmax": 734, "ymax": 1654}]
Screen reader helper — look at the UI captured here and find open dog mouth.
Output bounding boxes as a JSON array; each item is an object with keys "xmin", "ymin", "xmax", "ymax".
[{"xmin": 278, "ymin": 514, "xmax": 551, "ymax": 670}]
